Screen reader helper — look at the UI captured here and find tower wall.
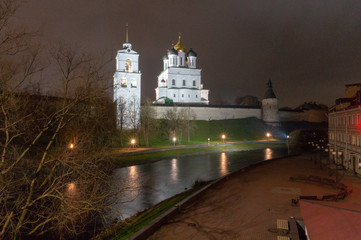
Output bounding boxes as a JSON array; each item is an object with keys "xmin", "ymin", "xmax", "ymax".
[{"xmin": 262, "ymin": 98, "xmax": 280, "ymax": 126}]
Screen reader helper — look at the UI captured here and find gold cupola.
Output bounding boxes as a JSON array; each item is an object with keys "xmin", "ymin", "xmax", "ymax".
[{"xmin": 174, "ymin": 33, "xmax": 187, "ymax": 52}]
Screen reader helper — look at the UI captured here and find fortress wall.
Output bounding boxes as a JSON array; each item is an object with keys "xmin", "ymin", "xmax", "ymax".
[
  {"xmin": 151, "ymin": 106, "xmax": 328, "ymax": 123},
  {"xmin": 279, "ymin": 110, "xmax": 305, "ymax": 122},
  {"xmin": 152, "ymin": 105, "xmax": 262, "ymax": 121}
]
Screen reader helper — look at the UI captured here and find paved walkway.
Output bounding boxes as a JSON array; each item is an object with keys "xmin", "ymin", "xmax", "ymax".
[{"xmin": 147, "ymin": 154, "xmax": 361, "ymax": 240}]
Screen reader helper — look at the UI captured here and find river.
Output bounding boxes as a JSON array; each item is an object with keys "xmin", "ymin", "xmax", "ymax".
[{"xmin": 109, "ymin": 146, "xmax": 288, "ymax": 220}]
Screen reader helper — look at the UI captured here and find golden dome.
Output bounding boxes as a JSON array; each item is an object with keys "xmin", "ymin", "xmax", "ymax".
[{"xmin": 174, "ymin": 33, "xmax": 187, "ymax": 52}]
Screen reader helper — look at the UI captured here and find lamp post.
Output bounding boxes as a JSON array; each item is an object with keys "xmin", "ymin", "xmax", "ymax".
[
  {"xmin": 222, "ymin": 134, "xmax": 226, "ymax": 144},
  {"xmin": 131, "ymin": 139, "xmax": 136, "ymax": 149},
  {"xmin": 208, "ymin": 138, "xmax": 210, "ymax": 146},
  {"xmin": 173, "ymin": 137, "xmax": 176, "ymax": 146},
  {"xmin": 266, "ymin": 132, "xmax": 271, "ymax": 138}
]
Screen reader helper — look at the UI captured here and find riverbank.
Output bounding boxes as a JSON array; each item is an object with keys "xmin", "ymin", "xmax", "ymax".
[
  {"xmin": 109, "ymin": 140, "xmax": 286, "ymax": 167},
  {"xmin": 144, "ymin": 154, "xmax": 361, "ymax": 240}
]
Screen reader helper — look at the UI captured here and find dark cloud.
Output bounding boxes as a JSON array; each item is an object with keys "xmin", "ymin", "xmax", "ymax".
[{"xmin": 17, "ymin": 0, "xmax": 361, "ymax": 107}]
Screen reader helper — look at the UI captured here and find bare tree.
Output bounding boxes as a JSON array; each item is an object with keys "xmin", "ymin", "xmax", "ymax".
[
  {"xmin": 0, "ymin": 4, "xmax": 115, "ymax": 238},
  {"xmin": 115, "ymin": 96, "xmax": 127, "ymax": 147},
  {"xmin": 140, "ymin": 98, "xmax": 156, "ymax": 147}
]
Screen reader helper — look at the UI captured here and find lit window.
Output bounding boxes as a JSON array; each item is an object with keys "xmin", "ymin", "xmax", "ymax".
[
  {"xmin": 125, "ymin": 59, "xmax": 132, "ymax": 72},
  {"xmin": 131, "ymin": 78, "xmax": 137, "ymax": 88},
  {"xmin": 121, "ymin": 78, "xmax": 127, "ymax": 87}
]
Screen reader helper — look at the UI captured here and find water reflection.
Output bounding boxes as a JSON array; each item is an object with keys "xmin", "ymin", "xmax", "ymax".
[
  {"xmin": 127, "ymin": 166, "xmax": 139, "ymax": 198},
  {"xmin": 220, "ymin": 152, "xmax": 228, "ymax": 175},
  {"xmin": 111, "ymin": 147, "xmax": 287, "ymax": 219},
  {"xmin": 171, "ymin": 158, "xmax": 178, "ymax": 183},
  {"xmin": 264, "ymin": 148, "xmax": 273, "ymax": 160}
]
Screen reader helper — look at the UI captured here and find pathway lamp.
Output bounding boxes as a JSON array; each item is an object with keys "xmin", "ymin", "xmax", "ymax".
[
  {"xmin": 266, "ymin": 132, "xmax": 271, "ymax": 138},
  {"xmin": 69, "ymin": 143, "xmax": 74, "ymax": 150},
  {"xmin": 131, "ymin": 139, "xmax": 136, "ymax": 149},
  {"xmin": 208, "ymin": 138, "xmax": 210, "ymax": 146},
  {"xmin": 222, "ymin": 134, "xmax": 226, "ymax": 144},
  {"xmin": 173, "ymin": 137, "xmax": 176, "ymax": 146}
]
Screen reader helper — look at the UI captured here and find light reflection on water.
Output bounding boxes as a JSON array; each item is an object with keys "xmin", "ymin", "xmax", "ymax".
[
  {"xmin": 171, "ymin": 158, "xmax": 178, "ymax": 183},
  {"xmin": 220, "ymin": 152, "xmax": 228, "ymax": 175},
  {"xmin": 110, "ymin": 147, "xmax": 286, "ymax": 220},
  {"xmin": 264, "ymin": 148, "xmax": 273, "ymax": 160}
]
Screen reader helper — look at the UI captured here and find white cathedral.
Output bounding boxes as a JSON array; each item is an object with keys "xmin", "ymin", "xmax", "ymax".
[
  {"xmin": 113, "ymin": 27, "xmax": 141, "ymax": 129},
  {"xmin": 154, "ymin": 34, "xmax": 209, "ymax": 104}
]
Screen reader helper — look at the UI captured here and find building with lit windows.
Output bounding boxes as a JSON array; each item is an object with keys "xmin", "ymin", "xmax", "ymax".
[
  {"xmin": 328, "ymin": 83, "xmax": 361, "ymax": 175},
  {"xmin": 155, "ymin": 34, "xmax": 209, "ymax": 104},
  {"xmin": 113, "ymin": 26, "xmax": 141, "ymax": 129}
]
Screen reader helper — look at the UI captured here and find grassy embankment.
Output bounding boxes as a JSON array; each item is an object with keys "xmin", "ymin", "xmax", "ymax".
[
  {"xmin": 111, "ymin": 142, "xmax": 285, "ymax": 167},
  {"xmin": 96, "ymin": 181, "xmax": 210, "ymax": 240}
]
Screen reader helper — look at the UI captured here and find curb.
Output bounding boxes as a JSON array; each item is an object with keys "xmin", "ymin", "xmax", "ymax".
[{"xmin": 129, "ymin": 153, "xmax": 299, "ymax": 240}]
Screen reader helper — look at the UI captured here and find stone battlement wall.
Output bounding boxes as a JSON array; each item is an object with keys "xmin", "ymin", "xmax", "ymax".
[{"xmin": 151, "ymin": 105, "xmax": 327, "ymax": 123}]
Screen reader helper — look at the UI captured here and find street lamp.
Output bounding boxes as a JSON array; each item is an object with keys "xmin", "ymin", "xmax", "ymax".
[
  {"xmin": 266, "ymin": 132, "xmax": 271, "ymax": 138},
  {"xmin": 131, "ymin": 139, "xmax": 136, "ymax": 149},
  {"xmin": 208, "ymin": 138, "xmax": 210, "ymax": 146},
  {"xmin": 222, "ymin": 134, "xmax": 226, "ymax": 144},
  {"xmin": 173, "ymin": 137, "xmax": 176, "ymax": 146}
]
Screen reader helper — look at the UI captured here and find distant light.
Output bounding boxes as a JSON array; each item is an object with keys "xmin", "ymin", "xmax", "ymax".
[
  {"xmin": 266, "ymin": 132, "xmax": 271, "ymax": 138},
  {"xmin": 131, "ymin": 139, "xmax": 135, "ymax": 145},
  {"xmin": 222, "ymin": 134, "xmax": 226, "ymax": 139},
  {"xmin": 69, "ymin": 143, "xmax": 74, "ymax": 149},
  {"xmin": 286, "ymin": 135, "xmax": 289, "ymax": 139},
  {"xmin": 173, "ymin": 137, "xmax": 176, "ymax": 142}
]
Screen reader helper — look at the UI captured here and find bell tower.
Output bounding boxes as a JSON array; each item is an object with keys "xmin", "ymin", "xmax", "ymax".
[{"xmin": 113, "ymin": 24, "xmax": 142, "ymax": 129}]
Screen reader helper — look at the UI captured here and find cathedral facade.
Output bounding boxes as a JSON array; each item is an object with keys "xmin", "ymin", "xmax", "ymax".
[
  {"xmin": 155, "ymin": 35, "xmax": 209, "ymax": 104},
  {"xmin": 113, "ymin": 29, "xmax": 141, "ymax": 129}
]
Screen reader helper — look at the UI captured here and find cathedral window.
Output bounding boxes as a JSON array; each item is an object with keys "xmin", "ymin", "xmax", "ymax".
[
  {"xmin": 131, "ymin": 78, "xmax": 137, "ymax": 88},
  {"xmin": 172, "ymin": 79, "xmax": 175, "ymax": 85},
  {"xmin": 183, "ymin": 80, "xmax": 186, "ymax": 86},
  {"xmin": 121, "ymin": 78, "xmax": 127, "ymax": 87},
  {"xmin": 125, "ymin": 59, "xmax": 132, "ymax": 72},
  {"xmin": 193, "ymin": 80, "xmax": 196, "ymax": 86},
  {"xmin": 182, "ymin": 94, "xmax": 184, "ymax": 98}
]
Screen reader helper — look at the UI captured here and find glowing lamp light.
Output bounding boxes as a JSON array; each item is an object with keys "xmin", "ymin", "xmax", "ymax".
[
  {"xmin": 338, "ymin": 152, "xmax": 343, "ymax": 156},
  {"xmin": 131, "ymin": 139, "xmax": 136, "ymax": 148},
  {"xmin": 266, "ymin": 132, "xmax": 271, "ymax": 138},
  {"xmin": 222, "ymin": 134, "xmax": 226, "ymax": 143},
  {"xmin": 69, "ymin": 143, "xmax": 74, "ymax": 149},
  {"xmin": 173, "ymin": 137, "xmax": 176, "ymax": 146}
]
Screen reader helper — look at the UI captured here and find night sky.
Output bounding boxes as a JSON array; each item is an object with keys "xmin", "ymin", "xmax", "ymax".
[{"xmin": 17, "ymin": 0, "xmax": 361, "ymax": 108}]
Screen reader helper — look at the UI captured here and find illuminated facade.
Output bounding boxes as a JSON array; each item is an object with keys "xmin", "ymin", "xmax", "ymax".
[
  {"xmin": 328, "ymin": 83, "xmax": 361, "ymax": 175},
  {"xmin": 155, "ymin": 34, "xmax": 209, "ymax": 104},
  {"xmin": 113, "ymin": 26, "xmax": 141, "ymax": 129}
]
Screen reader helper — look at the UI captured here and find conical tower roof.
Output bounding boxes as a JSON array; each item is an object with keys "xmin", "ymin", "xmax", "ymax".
[{"xmin": 263, "ymin": 79, "xmax": 277, "ymax": 99}]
